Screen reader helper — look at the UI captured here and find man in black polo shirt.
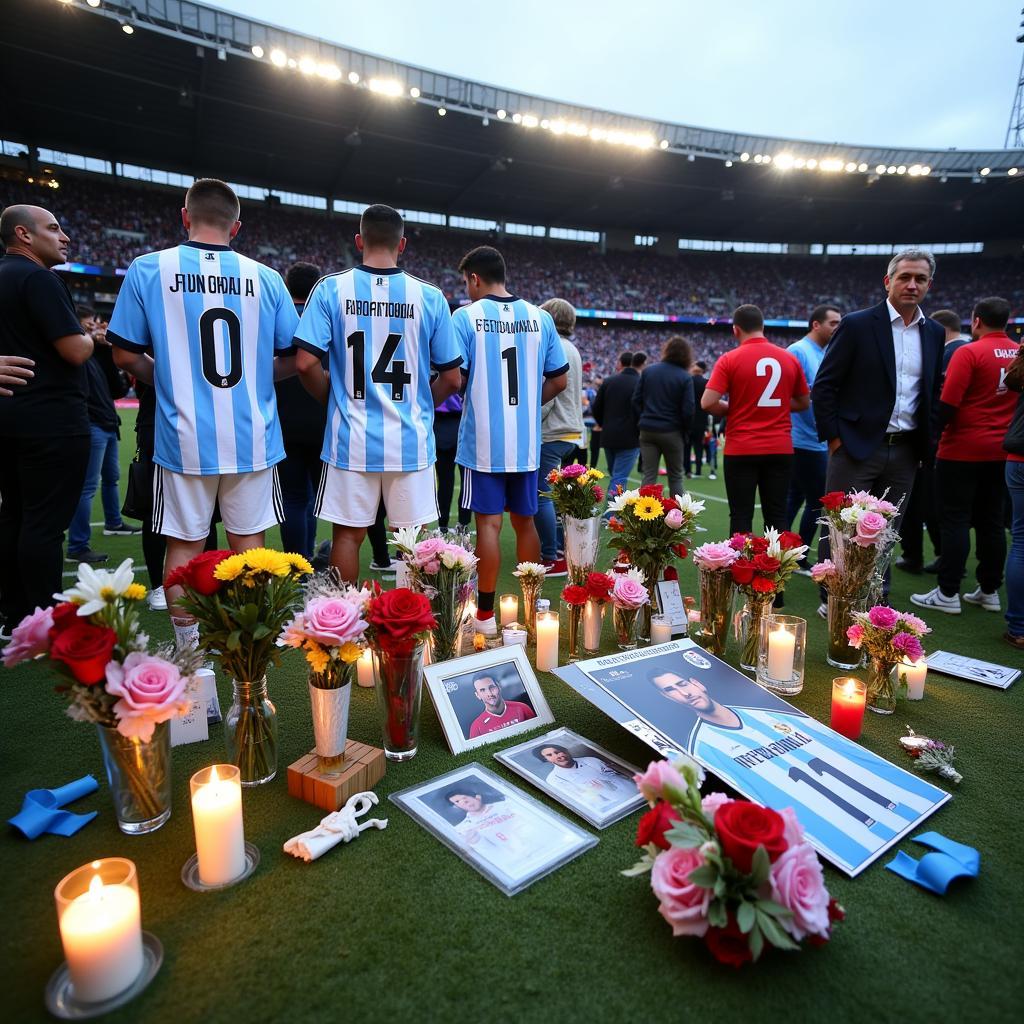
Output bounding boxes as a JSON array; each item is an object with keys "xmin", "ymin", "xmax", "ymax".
[{"xmin": 0, "ymin": 205, "xmax": 94, "ymax": 634}]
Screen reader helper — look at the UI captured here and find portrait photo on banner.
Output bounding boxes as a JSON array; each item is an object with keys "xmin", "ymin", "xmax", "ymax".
[
  {"xmin": 495, "ymin": 726, "xmax": 646, "ymax": 828},
  {"xmin": 389, "ymin": 763, "xmax": 597, "ymax": 896},
  {"xmin": 573, "ymin": 640, "xmax": 951, "ymax": 876},
  {"xmin": 424, "ymin": 644, "xmax": 554, "ymax": 754}
]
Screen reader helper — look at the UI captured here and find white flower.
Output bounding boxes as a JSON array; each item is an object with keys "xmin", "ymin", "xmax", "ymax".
[
  {"xmin": 839, "ymin": 506, "xmax": 863, "ymax": 525},
  {"xmin": 55, "ymin": 558, "xmax": 136, "ymax": 616},
  {"xmin": 673, "ymin": 493, "xmax": 706, "ymax": 517},
  {"xmin": 390, "ymin": 527, "xmax": 420, "ymax": 555},
  {"xmin": 606, "ymin": 488, "xmax": 640, "ymax": 513},
  {"xmin": 622, "ymin": 566, "xmax": 646, "ymax": 586},
  {"xmin": 513, "ymin": 561, "xmax": 548, "ymax": 578},
  {"xmin": 671, "ymin": 752, "xmax": 706, "ymax": 788},
  {"xmin": 764, "ymin": 526, "xmax": 782, "ymax": 559},
  {"xmin": 441, "ymin": 548, "xmax": 477, "ymax": 571}
]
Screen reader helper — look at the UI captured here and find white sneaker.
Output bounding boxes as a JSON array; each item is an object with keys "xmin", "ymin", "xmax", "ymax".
[
  {"xmin": 474, "ymin": 615, "xmax": 498, "ymax": 638},
  {"xmin": 963, "ymin": 587, "xmax": 1001, "ymax": 612},
  {"xmin": 708, "ymin": 472, "xmax": 717, "ymax": 480},
  {"xmin": 910, "ymin": 587, "xmax": 961, "ymax": 615},
  {"xmin": 816, "ymin": 603, "xmax": 828, "ymax": 620},
  {"xmin": 370, "ymin": 558, "xmax": 402, "ymax": 575},
  {"xmin": 147, "ymin": 586, "xmax": 168, "ymax": 611}
]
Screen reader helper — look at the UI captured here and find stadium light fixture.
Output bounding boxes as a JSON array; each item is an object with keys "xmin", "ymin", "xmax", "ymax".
[
  {"xmin": 251, "ymin": 45, "xmax": 264, "ymax": 58},
  {"xmin": 858, "ymin": 162, "xmax": 868, "ymax": 172},
  {"xmin": 762, "ymin": 154, "xmax": 772, "ymax": 164},
  {"xmin": 725, "ymin": 159, "xmax": 733, "ymax": 167},
  {"xmin": 512, "ymin": 113, "xmax": 523, "ymax": 124},
  {"xmin": 896, "ymin": 165, "xmax": 906, "ymax": 174},
  {"xmin": 805, "ymin": 158, "xmax": 817, "ymax": 169},
  {"xmin": 752, "ymin": 154, "xmax": 762, "ymax": 163},
  {"xmin": 270, "ymin": 48, "xmax": 287, "ymax": 67},
  {"xmin": 875, "ymin": 164, "xmax": 886, "ymax": 174},
  {"xmin": 298, "ymin": 56, "xmax": 317, "ymax": 75},
  {"xmin": 1010, "ymin": 167, "xmax": 1019, "ymax": 176},
  {"xmin": 438, "ymin": 107, "xmax": 447, "ymax": 116},
  {"xmin": 659, "ymin": 139, "xmax": 669, "ymax": 149},
  {"xmin": 287, "ymin": 58, "xmax": 297, "ymax": 69},
  {"xmin": 921, "ymin": 166, "xmax": 931, "ymax": 175},
  {"xmin": 820, "ymin": 158, "xmax": 843, "ymax": 172},
  {"xmin": 347, "ymin": 71, "xmax": 359, "ymax": 84},
  {"xmin": 775, "ymin": 153, "xmax": 794, "ymax": 169},
  {"xmin": 979, "ymin": 166, "xmax": 990, "ymax": 176},
  {"xmin": 87, "ymin": 0, "xmax": 102, "ymax": 7},
  {"xmin": 908, "ymin": 164, "xmax": 921, "ymax": 176},
  {"xmin": 410, "ymin": 86, "xmax": 421, "ymax": 98},
  {"xmin": 521, "ymin": 114, "xmax": 539, "ymax": 128},
  {"xmin": 369, "ymin": 78, "xmax": 403, "ymax": 97},
  {"xmin": 120, "ymin": 22, "xmax": 134, "ymax": 34},
  {"xmin": 496, "ymin": 109, "xmax": 507, "ymax": 119},
  {"xmin": 540, "ymin": 118, "xmax": 551, "ymax": 129},
  {"xmin": 794, "ymin": 157, "xmax": 806, "ymax": 169},
  {"xmin": 549, "ymin": 120, "xmax": 567, "ymax": 135},
  {"xmin": 318, "ymin": 63, "xmax": 341, "ymax": 81},
  {"xmin": 740, "ymin": 152, "xmax": 750, "ymax": 162},
  {"xmin": 844, "ymin": 161, "xmax": 857, "ymax": 172}
]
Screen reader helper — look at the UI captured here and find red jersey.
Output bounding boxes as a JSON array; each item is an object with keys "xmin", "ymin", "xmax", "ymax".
[
  {"xmin": 468, "ymin": 700, "xmax": 536, "ymax": 738},
  {"xmin": 707, "ymin": 338, "xmax": 809, "ymax": 456},
  {"xmin": 938, "ymin": 333, "xmax": 1021, "ymax": 461}
]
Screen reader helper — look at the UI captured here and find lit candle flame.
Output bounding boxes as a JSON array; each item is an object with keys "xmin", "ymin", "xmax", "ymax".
[
  {"xmin": 88, "ymin": 875, "xmax": 104, "ymax": 899},
  {"xmin": 210, "ymin": 765, "xmax": 220, "ymax": 786}
]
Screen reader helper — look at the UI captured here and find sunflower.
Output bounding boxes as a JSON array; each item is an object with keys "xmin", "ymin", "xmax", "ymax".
[
  {"xmin": 285, "ymin": 553, "xmax": 314, "ymax": 576},
  {"xmin": 241, "ymin": 548, "xmax": 292, "ymax": 576},
  {"xmin": 123, "ymin": 582, "xmax": 147, "ymax": 601},
  {"xmin": 213, "ymin": 553, "xmax": 248, "ymax": 581},
  {"xmin": 633, "ymin": 496, "xmax": 665, "ymax": 521}
]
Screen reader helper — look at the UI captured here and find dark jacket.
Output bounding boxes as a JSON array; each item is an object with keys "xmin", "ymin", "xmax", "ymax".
[
  {"xmin": 689, "ymin": 373, "xmax": 708, "ymax": 434},
  {"xmin": 812, "ymin": 300, "xmax": 945, "ymax": 461},
  {"xmin": 85, "ymin": 344, "xmax": 128, "ymax": 436},
  {"xmin": 591, "ymin": 367, "xmax": 640, "ymax": 449},
  {"xmin": 631, "ymin": 361, "xmax": 695, "ymax": 434}
]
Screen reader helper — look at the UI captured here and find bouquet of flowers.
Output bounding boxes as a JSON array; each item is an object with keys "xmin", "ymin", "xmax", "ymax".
[
  {"xmin": 542, "ymin": 462, "xmax": 605, "ymax": 519},
  {"xmin": 392, "ymin": 527, "xmax": 477, "ymax": 662},
  {"xmin": 814, "ymin": 490, "xmax": 901, "ymax": 669},
  {"xmin": 609, "ymin": 568, "xmax": 650, "ymax": 650},
  {"xmin": 625, "ymin": 757, "xmax": 844, "ymax": 967},
  {"xmin": 3, "ymin": 559, "xmax": 202, "ymax": 831},
  {"xmin": 691, "ymin": 542, "xmax": 740, "ymax": 655},
  {"xmin": 727, "ymin": 530, "xmax": 808, "ymax": 670},
  {"xmin": 512, "ymin": 561, "xmax": 548, "ymax": 643},
  {"xmin": 847, "ymin": 605, "xmax": 931, "ymax": 714}
]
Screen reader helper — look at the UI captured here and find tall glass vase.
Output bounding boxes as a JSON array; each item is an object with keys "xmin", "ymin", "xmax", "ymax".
[
  {"xmin": 308, "ymin": 667, "xmax": 353, "ymax": 776},
  {"xmin": 413, "ymin": 575, "xmax": 474, "ymax": 664},
  {"xmin": 612, "ymin": 605, "xmax": 641, "ymax": 650},
  {"xmin": 373, "ymin": 640, "xmax": 426, "ymax": 761},
  {"xmin": 733, "ymin": 591, "xmax": 775, "ymax": 672},
  {"xmin": 637, "ymin": 560, "xmax": 666, "ymax": 642},
  {"xmin": 867, "ymin": 655, "xmax": 899, "ymax": 715},
  {"xmin": 519, "ymin": 578, "xmax": 543, "ymax": 645},
  {"xmin": 225, "ymin": 677, "xmax": 278, "ymax": 786},
  {"xmin": 562, "ymin": 515, "xmax": 601, "ymax": 585},
  {"xmin": 563, "ymin": 601, "xmax": 585, "ymax": 662},
  {"xmin": 826, "ymin": 593, "xmax": 864, "ymax": 669},
  {"xmin": 95, "ymin": 721, "xmax": 172, "ymax": 835},
  {"xmin": 696, "ymin": 567, "xmax": 734, "ymax": 656}
]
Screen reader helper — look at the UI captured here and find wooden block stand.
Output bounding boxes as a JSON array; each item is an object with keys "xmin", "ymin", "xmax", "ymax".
[{"xmin": 287, "ymin": 740, "xmax": 386, "ymax": 812}]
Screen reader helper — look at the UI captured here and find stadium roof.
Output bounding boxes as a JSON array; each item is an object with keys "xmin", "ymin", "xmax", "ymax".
[{"xmin": 4, "ymin": 0, "xmax": 1023, "ymax": 243}]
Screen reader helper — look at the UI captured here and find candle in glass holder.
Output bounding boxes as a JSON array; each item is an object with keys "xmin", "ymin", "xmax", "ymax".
[
  {"xmin": 499, "ymin": 594, "xmax": 519, "ymax": 626},
  {"xmin": 583, "ymin": 601, "xmax": 604, "ymax": 649},
  {"xmin": 767, "ymin": 623, "xmax": 796, "ymax": 680},
  {"xmin": 356, "ymin": 646, "xmax": 375, "ymax": 688},
  {"xmin": 830, "ymin": 677, "xmax": 866, "ymax": 740},
  {"xmin": 650, "ymin": 613, "xmax": 672, "ymax": 644},
  {"xmin": 900, "ymin": 657, "xmax": 927, "ymax": 700},
  {"xmin": 536, "ymin": 611, "xmax": 559, "ymax": 672},
  {"xmin": 55, "ymin": 858, "xmax": 144, "ymax": 1003},
  {"xmin": 502, "ymin": 625, "xmax": 527, "ymax": 647},
  {"xmin": 190, "ymin": 765, "xmax": 246, "ymax": 887}
]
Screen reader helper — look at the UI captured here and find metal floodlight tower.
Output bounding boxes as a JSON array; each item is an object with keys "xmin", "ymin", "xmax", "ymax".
[{"xmin": 1006, "ymin": 8, "xmax": 1024, "ymax": 147}]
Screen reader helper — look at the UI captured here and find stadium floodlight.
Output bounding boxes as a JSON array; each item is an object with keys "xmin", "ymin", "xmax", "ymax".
[
  {"xmin": 251, "ymin": 45, "xmax": 264, "ymax": 58},
  {"xmin": 589, "ymin": 127, "xmax": 606, "ymax": 140},
  {"xmin": 740, "ymin": 152, "xmax": 750, "ymax": 162},
  {"xmin": 512, "ymin": 113, "xmax": 523, "ymax": 124},
  {"xmin": 844, "ymin": 161, "xmax": 857, "ymax": 172},
  {"xmin": 659, "ymin": 139, "xmax": 669, "ymax": 150},
  {"xmin": 820, "ymin": 158, "xmax": 843, "ymax": 172},
  {"xmin": 805, "ymin": 158, "xmax": 817, "ymax": 169},
  {"xmin": 270, "ymin": 48, "xmax": 287, "ymax": 67},
  {"xmin": 438, "ymin": 107, "xmax": 447, "ymax": 116},
  {"xmin": 858, "ymin": 162, "xmax": 868, "ymax": 172},
  {"xmin": 762, "ymin": 154, "xmax": 772, "ymax": 164},
  {"xmin": 318, "ymin": 63, "xmax": 341, "ymax": 81},
  {"xmin": 921, "ymin": 166, "xmax": 931, "ymax": 175},
  {"xmin": 875, "ymin": 164, "xmax": 886, "ymax": 174},
  {"xmin": 287, "ymin": 58, "xmax": 297, "ymax": 69},
  {"xmin": 979, "ymin": 166, "xmax": 990, "ymax": 176},
  {"xmin": 896, "ymin": 165, "xmax": 906, "ymax": 174},
  {"xmin": 298, "ymin": 56, "xmax": 316, "ymax": 75},
  {"xmin": 87, "ymin": 0, "xmax": 101, "ymax": 6},
  {"xmin": 569, "ymin": 123, "xmax": 588, "ymax": 137},
  {"xmin": 540, "ymin": 118, "xmax": 551, "ymax": 129},
  {"xmin": 908, "ymin": 164, "xmax": 921, "ymax": 176},
  {"xmin": 521, "ymin": 114, "xmax": 539, "ymax": 127},
  {"xmin": 496, "ymin": 109, "xmax": 507, "ymax": 119},
  {"xmin": 775, "ymin": 153, "xmax": 794, "ymax": 169},
  {"xmin": 410, "ymin": 86, "xmax": 421, "ymax": 98},
  {"xmin": 1010, "ymin": 167, "xmax": 1019, "ymax": 176},
  {"xmin": 886, "ymin": 165, "xmax": 897, "ymax": 174},
  {"xmin": 369, "ymin": 78, "xmax": 403, "ymax": 97},
  {"xmin": 725, "ymin": 159, "xmax": 733, "ymax": 167},
  {"xmin": 794, "ymin": 157, "xmax": 806, "ymax": 169},
  {"xmin": 347, "ymin": 71, "xmax": 359, "ymax": 83},
  {"xmin": 120, "ymin": 22, "xmax": 134, "ymax": 34},
  {"xmin": 549, "ymin": 120, "xmax": 567, "ymax": 135}
]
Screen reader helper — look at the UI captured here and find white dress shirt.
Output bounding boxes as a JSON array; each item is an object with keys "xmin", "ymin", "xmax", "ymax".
[{"xmin": 885, "ymin": 299, "xmax": 924, "ymax": 432}]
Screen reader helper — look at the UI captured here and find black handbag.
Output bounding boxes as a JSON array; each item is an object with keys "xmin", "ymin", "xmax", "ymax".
[{"xmin": 120, "ymin": 449, "xmax": 152, "ymax": 522}]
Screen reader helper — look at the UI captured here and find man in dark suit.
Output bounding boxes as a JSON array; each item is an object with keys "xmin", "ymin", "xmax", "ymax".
[
  {"xmin": 685, "ymin": 360, "xmax": 709, "ymax": 479},
  {"xmin": 812, "ymin": 249, "xmax": 945, "ymax": 599},
  {"xmin": 591, "ymin": 350, "xmax": 640, "ymax": 511}
]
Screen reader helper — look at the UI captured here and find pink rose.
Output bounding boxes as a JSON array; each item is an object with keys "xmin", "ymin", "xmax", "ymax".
[
  {"xmin": 561, "ymin": 463, "xmax": 588, "ymax": 478},
  {"xmin": 809, "ymin": 559, "xmax": 835, "ymax": 583},
  {"xmin": 2, "ymin": 606, "xmax": 54, "ymax": 667},
  {"xmin": 700, "ymin": 791, "xmax": 731, "ymax": 818},
  {"xmin": 778, "ymin": 806, "xmax": 805, "ymax": 848},
  {"xmin": 665, "ymin": 508, "xmax": 684, "ymax": 529},
  {"xmin": 846, "ymin": 623, "xmax": 865, "ymax": 647},
  {"xmin": 413, "ymin": 538, "xmax": 447, "ymax": 566},
  {"xmin": 634, "ymin": 760, "xmax": 688, "ymax": 805},
  {"xmin": 900, "ymin": 612, "xmax": 929, "ymax": 635},
  {"xmin": 651, "ymin": 846, "xmax": 712, "ymax": 937},
  {"xmin": 612, "ymin": 575, "xmax": 650, "ymax": 609},
  {"xmin": 304, "ymin": 597, "xmax": 367, "ymax": 646},
  {"xmin": 693, "ymin": 542, "xmax": 739, "ymax": 571},
  {"xmin": 867, "ymin": 605, "xmax": 899, "ymax": 630},
  {"xmin": 891, "ymin": 632, "xmax": 925, "ymax": 662},
  {"xmin": 770, "ymin": 842, "xmax": 831, "ymax": 941},
  {"xmin": 872, "ymin": 499, "xmax": 898, "ymax": 516},
  {"xmin": 423, "ymin": 559, "xmax": 441, "ymax": 575},
  {"xmin": 105, "ymin": 652, "xmax": 189, "ymax": 741},
  {"xmin": 853, "ymin": 511, "xmax": 886, "ymax": 547}
]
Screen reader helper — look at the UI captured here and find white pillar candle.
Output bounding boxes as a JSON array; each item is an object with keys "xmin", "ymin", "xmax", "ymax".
[
  {"xmin": 356, "ymin": 646, "xmax": 375, "ymax": 688},
  {"xmin": 767, "ymin": 625, "xmax": 795, "ymax": 681},
  {"xmin": 499, "ymin": 594, "xmax": 519, "ymax": 626},
  {"xmin": 190, "ymin": 765, "xmax": 246, "ymax": 887},
  {"xmin": 58, "ymin": 871, "xmax": 144, "ymax": 1003},
  {"xmin": 536, "ymin": 611, "xmax": 559, "ymax": 672},
  {"xmin": 650, "ymin": 614, "xmax": 673, "ymax": 645},
  {"xmin": 901, "ymin": 658, "xmax": 927, "ymax": 700},
  {"xmin": 502, "ymin": 626, "xmax": 528, "ymax": 647},
  {"xmin": 583, "ymin": 601, "xmax": 603, "ymax": 649}
]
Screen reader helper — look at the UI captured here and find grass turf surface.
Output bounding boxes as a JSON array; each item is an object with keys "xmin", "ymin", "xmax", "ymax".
[{"xmin": 3, "ymin": 411, "xmax": 1022, "ymax": 1022}]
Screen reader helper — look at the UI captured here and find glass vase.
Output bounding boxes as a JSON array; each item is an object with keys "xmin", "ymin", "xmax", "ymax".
[
  {"xmin": 563, "ymin": 601, "xmax": 584, "ymax": 662},
  {"xmin": 733, "ymin": 591, "xmax": 775, "ymax": 672},
  {"xmin": 520, "ymin": 578, "xmax": 543, "ymax": 645},
  {"xmin": 582, "ymin": 598, "xmax": 605, "ymax": 652},
  {"xmin": 562, "ymin": 515, "xmax": 601, "ymax": 585},
  {"xmin": 225, "ymin": 677, "xmax": 278, "ymax": 786},
  {"xmin": 308, "ymin": 667, "xmax": 353, "ymax": 776},
  {"xmin": 612, "ymin": 605, "xmax": 641, "ymax": 650},
  {"xmin": 696, "ymin": 566, "xmax": 734, "ymax": 656},
  {"xmin": 412, "ymin": 574, "xmax": 474, "ymax": 664},
  {"xmin": 372, "ymin": 640, "xmax": 426, "ymax": 761},
  {"xmin": 826, "ymin": 593, "xmax": 864, "ymax": 670},
  {"xmin": 867, "ymin": 655, "xmax": 899, "ymax": 715},
  {"xmin": 95, "ymin": 721, "xmax": 172, "ymax": 835}
]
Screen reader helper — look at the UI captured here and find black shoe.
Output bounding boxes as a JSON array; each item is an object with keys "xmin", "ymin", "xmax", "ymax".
[
  {"xmin": 895, "ymin": 556, "xmax": 923, "ymax": 574},
  {"xmin": 311, "ymin": 539, "xmax": 331, "ymax": 572},
  {"xmin": 103, "ymin": 522, "xmax": 142, "ymax": 536},
  {"xmin": 924, "ymin": 558, "xmax": 940, "ymax": 573},
  {"xmin": 66, "ymin": 548, "xmax": 109, "ymax": 564}
]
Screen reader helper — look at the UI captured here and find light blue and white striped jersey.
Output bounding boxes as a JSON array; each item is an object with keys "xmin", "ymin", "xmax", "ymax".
[
  {"xmin": 294, "ymin": 265, "xmax": 460, "ymax": 473},
  {"xmin": 454, "ymin": 296, "xmax": 568, "ymax": 473},
  {"xmin": 108, "ymin": 242, "xmax": 298, "ymax": 476}
]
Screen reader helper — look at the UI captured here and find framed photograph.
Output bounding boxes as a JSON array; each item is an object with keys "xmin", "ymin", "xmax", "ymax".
[
  {"xmin": 494, "ymin": 727, "xmax": 646, "ymax": 828},
  {"xmin": 424, "ymin": 644, "xmax": 554, "ymax": 754},
  {"xmin": 389, "ymin": 763, "xmax": 597, "ymax": 896}
]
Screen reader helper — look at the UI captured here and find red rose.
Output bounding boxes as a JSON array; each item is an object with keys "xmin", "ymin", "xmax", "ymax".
[
  {"xmin": 749, "ymin": 537, "xmax": 769, "ymax": 555},
  {"xmin": 584, "ymin": 573, "xmax": 614, "ymax": 602},
  {"xmin": 730, "ymin": 561, "xmax": 755, "ymax": 585},
  {"xmin": 608, "ymin": 517, "xmax": 625, "ymax": 533},
  {"xmin": 663, "ymin": 566, "xmax": 679, "ymax": 582},
  {"xmin": 639, "ymin": 484, "xmax": 664, "ymax": 498},
  {"xmin": 49, "ymin": 602, "xmax": 82, "ymax": 639},
  {"xmin": 704, "ymin": 916, "xmax": 753, "ymax": 968},
  {"xmin": 592, "ymin": 485, "xmax": 604, "ymax": 502},
  {"xmin": 820, "ymin": 491, "xmax": 846, "ymax": 511},
  {"xmin": 165, "ymin": 549, "xmax": 234, "ymax": 595},
  {"xmin": 672, "ymin": 543, "xmax": 688, "ymax": 559},
  {"xmin": 752, "ymin": 553, "xmax": 781, "ymax": 573},
  {"xmin": 635, "ymin": 801, "xmax": 680, "ymax": 850},
  {"xmin": 778, "ymin": 531, "xmax": 804, "ymax": 550},
  {"xmin": 562, "ymin": 584, "xmax": 589, "ymax": 606},
  {"xmin": 714, "ymin": 800, "xmax": 788, "ymax": 874},
  {"xmin": 50, "ymin": 621, "xmax": 117, "ymax": 686},
  {"xmin": 660, "ymin": 497, "xmax": 679, "ymax": 513},
  {"xmin": 367, "ymin": 588, "xmax": 436, "ymax": 654},
  {"xmin": 751, "ymin": 576, "xmax": 777, "ymax": 594}
]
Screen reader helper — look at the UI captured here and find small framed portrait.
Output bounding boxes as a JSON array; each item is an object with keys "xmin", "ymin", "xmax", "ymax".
[
  {"xmin": 494, "ymin": 727, "xmax": 646, "ymax": 828},
  {"xmin": 424, "ymin": 644, "xmax": 554, "ymax": 754},
  {"xmin": 389, "ymin": 763, "xmax": 597, "ymax": 896}
]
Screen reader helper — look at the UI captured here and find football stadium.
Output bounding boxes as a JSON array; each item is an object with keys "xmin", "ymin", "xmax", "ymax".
[{"xmin": 1, "ymin": 1, "xmax": 1022, "ymax": 1020}]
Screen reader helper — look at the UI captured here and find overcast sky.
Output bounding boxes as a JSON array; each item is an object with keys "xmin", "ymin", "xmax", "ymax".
[{"xmin": 211, "ymin": 0, "xmax": 1020, "ymax": 150}]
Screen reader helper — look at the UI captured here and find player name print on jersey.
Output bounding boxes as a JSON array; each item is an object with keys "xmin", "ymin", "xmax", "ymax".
[{"xmin": 168, "ymin": 272, "xmax": 256, "ymax": 296}]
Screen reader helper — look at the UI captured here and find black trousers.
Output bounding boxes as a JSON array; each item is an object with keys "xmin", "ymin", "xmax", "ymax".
[
  {"xmin": 899, "ymin": 461, "xmax": 942, "ymax": 564},
  {"xmin": 936, "ymin": 459, "xmax": 1007, "ymax": 596},
  {"xmin": 786, "ymin": 447, "xmax": 829, "ymax": 552},
  {"xmin": 435, "ymin": 445, "xmax": 471, "ymax": 530},
  {"xmin": 722, "ymin": 454, "xmax": 793, "ymax": 535},
  {"xmin": 683, "ymin": 427, "xmax": 706, "ymax": 476},
  {"xmin": 0, "ymin": 433, "xmax": 90, "ymax": 623}
]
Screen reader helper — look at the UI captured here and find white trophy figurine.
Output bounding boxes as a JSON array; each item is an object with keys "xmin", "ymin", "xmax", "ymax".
[{"xmin": 283, "ymin": 792, "xmax": 389, "ymax": 862}]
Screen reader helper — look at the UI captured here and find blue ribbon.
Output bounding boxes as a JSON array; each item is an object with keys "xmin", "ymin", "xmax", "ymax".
[
  {"xmin": 886, "ymin": 831, "xmax": 980, "ymax": 894},
  {"xmin": 8, "ymin": 775, "xmax": 99, "ymax": 839}
]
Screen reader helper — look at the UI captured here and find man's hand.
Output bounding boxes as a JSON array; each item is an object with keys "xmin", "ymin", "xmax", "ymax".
[
  {"xmin": 0, "ymin": 355, "xmax": 35, "ymax": 396},
  {"xmin": 828, "ymin": 437, "xmax": 842, "ymax": 454}
]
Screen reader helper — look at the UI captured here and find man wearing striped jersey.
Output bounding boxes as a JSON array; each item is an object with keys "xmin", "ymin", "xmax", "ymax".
[
  {"xmin": 295, "ymin": 205, "xmax": 462, "ymax": 584},
  {"xmin": 110, "ymin": 179, "xmax": 299, "ymax": 649},
  {"xmin": 454, "ymin": 247, "xmax": 568, "ymax": 635}
]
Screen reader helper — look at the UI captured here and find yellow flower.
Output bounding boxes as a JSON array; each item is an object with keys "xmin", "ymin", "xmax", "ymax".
[
  {"xmin": 285, "ymin": 553, "xmax": 314, "ymax": 576},
  {"xmin": 589, "ymin": 469, "xmax": 605, "ymax": 479},
  {"xmin": 339, "ymin": 641, "xmax": 362, "ymax": 664},
  {"xmin": 633, "ymin": 497, "xmax": 664, "ymax": 521},
  {"xmin": 305, "ymin": 642, "xmax": 330, "ymax": 674},
  {"xmin": 241, "ymin": 548, "xmax": 291, "ymax": 577},
  {"xmin": 214, "ymin": 554, "xmax": 247, "ymax": 581},
  {"xmin": 124, "ymin": 583, "xmax": 147, "ymax": 601}
]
